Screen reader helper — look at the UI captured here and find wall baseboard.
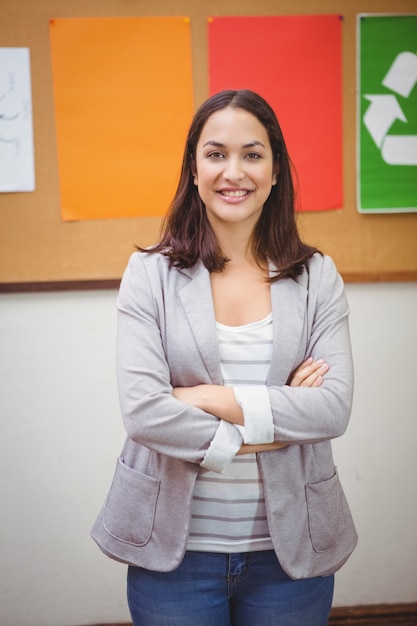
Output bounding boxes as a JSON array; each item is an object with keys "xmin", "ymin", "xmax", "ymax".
[
  {"xmin": 88, "ymin": 603, "xmax": 417, "ymax": 626},
  {"xmin": 328, "ymin": 603, "xmax": 417, "ymax": 625}
]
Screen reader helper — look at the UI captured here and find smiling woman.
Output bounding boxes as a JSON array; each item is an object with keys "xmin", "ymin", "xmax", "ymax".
[
  {"xmin": 193, "ymin": 107, "xmax": 278, "ymax": 236},
  {"xmin": 91, "ymin": 89, "xmax": 357, "ymax": 626},
  {"xmin": 143, "ymin": 89, "xmax": 318, "ymax": 277}
]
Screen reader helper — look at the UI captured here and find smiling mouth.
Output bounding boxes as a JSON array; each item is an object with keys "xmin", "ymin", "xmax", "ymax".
[{"xmin": 219, "ymin": 189, "xmax": 251, "ymax": 198}]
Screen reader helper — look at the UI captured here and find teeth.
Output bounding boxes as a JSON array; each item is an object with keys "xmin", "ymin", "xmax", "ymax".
[{"xmin": 221, "ymin": 190, "xmax": 248, "ymax": 197}]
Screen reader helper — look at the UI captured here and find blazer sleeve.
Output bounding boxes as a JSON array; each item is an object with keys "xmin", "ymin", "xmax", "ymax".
[
  {"xmin": 116, "ymin": 253, "xmax": 242, "ymax": 471},
  {"xmin": 268, "ymin": 254, "xmax": 354, "ymax": 443}
]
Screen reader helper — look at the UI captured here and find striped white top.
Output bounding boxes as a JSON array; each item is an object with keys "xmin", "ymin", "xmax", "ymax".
[{"xmin": 187, "ymin": 314, "xmax": 274, "ymax": 553}]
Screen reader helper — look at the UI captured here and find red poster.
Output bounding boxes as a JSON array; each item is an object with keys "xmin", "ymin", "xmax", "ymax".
[{"xmin": 208, "ymin": 15, "xmax": 343, "ymax": 211}]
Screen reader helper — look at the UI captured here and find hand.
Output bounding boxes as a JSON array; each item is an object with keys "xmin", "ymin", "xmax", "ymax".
[
  {"xmin": 237, "ymin": 441, "xmax": 288, "ymax": 455},
  {"xmin": 172, "ymin": 385, "xmax": 203, "ymax": 406},
  {"xmin": 289, "ymin": 357, "xmax": 329, "ymax": 388}
]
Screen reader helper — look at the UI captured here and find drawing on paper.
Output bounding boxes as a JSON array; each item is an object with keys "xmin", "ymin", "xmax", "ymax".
[{"xmin": 0, "ymin": 48, "xmax": 35, "ymax": 192}]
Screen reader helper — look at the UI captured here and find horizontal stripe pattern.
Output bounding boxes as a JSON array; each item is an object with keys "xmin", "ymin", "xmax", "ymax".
[{"xmin": 187, "ymin": 315, "xmax": 274, "ymax": 553}]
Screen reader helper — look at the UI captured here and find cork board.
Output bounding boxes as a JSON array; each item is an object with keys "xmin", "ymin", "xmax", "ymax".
[{"xmin": 1, "ymin": 0, "xmax": 416, "ymax": 290}]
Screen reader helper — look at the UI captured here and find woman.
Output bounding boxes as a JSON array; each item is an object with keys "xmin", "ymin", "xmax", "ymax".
[{"xmin": 92, "ymin": 89, "xmax": 357, "ymax": 625}]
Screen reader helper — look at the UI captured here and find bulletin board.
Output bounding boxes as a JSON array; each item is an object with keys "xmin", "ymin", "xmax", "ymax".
[{"xmin": 1, "ymin": 0, "xmax": 416, "ymax": 291}]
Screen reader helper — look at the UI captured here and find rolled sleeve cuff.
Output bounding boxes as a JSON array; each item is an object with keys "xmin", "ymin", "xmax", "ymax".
[
  {"xmin": 200, "ymin": 420, "xmax": 243, "ymax": 474},
  {"xmin": 233, "ymin": 385, "xmax": 274, "ymax": 444}
]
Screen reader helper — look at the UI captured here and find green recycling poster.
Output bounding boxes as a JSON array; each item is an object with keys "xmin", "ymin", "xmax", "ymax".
[{"xmin": 357, "ymin": 14, "xmax": 417, "ymax": 213}]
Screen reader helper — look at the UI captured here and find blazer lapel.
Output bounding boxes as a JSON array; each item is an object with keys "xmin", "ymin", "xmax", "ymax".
[
  {"xmin": 178, "ymin": 264, "xmax": 223, "ymax": 384},
  {"xmin": 269, "ymin": 276, "xmax": 308, "ymax": 385}
]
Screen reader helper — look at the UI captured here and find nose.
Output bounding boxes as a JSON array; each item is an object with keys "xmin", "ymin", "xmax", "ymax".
[{"xmin": 223, "ymin": 156, "xmax": 244, "ymax": 182}]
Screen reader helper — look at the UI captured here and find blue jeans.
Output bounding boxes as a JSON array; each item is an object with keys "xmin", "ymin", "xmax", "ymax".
[{"xmin": 127, "ymin": 550, "xmax": 334, "ymax": 625}]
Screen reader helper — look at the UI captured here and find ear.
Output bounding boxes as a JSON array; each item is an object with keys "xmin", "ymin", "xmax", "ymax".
[
  {"xmin": 193, "ymin": 172, "xmax": 198, "ymax": 186},
  {"xmin": 272, "ymin": 164, "xmax": 279, "ymax": 186}
]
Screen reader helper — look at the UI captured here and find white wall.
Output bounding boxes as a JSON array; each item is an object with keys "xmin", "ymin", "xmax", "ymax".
[{"xmin": 0, "ymin": 282, "xmax": 416, "ymax": 626}]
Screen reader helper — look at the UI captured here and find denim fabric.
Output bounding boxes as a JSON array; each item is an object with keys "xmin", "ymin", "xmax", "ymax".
[{"xmin": 127, "ymin": 550, "xmax": 334, "ymax": 625}]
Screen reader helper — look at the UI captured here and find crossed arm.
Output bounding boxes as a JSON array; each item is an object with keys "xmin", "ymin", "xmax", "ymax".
[{"xmin": 172, "ymin": 357, "xmax": 329, "ymax": 455}]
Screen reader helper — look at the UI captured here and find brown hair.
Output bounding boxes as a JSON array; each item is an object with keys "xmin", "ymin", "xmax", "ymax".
[{"xmin": 140, "ymin": 89, "xmax": 319, "ymax": 280}]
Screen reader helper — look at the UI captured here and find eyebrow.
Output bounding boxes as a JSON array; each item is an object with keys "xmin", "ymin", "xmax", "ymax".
[{"xmin": 202, "ymin": 140, "xmax": 266, "ymax": 149}]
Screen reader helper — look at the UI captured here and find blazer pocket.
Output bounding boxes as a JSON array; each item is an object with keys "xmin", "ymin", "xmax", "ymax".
[
  {"xmin": 305, "ymin": 468, "xmax": 345, "ymax": 552},
  {"xmin": 103, "ymin": 457, "xmax": 160, "ymax": 546}
]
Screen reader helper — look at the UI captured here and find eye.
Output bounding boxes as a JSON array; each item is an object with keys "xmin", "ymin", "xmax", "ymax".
[
  {"xmin": 207, "ymin": 151, "xmax": 225, "ymax": 159},
  {"xmin": 245, "ymin": 152, "xmax": 261, "ymax": 159}
]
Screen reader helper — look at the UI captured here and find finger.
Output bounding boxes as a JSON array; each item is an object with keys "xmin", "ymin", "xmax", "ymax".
[
  {"xmin": 311, "ymin": 375, "xmax": 324, "ymax": 387},
  {"xmin": 291, "ymin": 361, "xmax": 329, "ymax": 387},
  {"xmin": 290, "ymin": 359, "xmax": 327, "ymax": 386},
  {"xmin": 289, "ymin": 358, "xmax": 315, "ymax": 385},
  {"xmin": 300, "ymin": 362, "xmax": 329, "ymax": 387}
]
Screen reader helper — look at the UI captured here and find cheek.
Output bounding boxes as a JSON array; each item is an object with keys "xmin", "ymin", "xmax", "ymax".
[{"xmin": 193, "ymin": 164, "xmax": 212, "ymax": 187}]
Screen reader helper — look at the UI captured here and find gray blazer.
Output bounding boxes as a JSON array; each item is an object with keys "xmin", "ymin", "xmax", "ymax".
[{"xmin": 91, "ymin": 251, "xmax": 357, "ymax": 578}]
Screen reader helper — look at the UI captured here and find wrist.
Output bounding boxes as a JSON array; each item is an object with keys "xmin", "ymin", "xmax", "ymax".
[{"xmin": 197, "ymin": 385, "xmax": 244, "ymax": 425}]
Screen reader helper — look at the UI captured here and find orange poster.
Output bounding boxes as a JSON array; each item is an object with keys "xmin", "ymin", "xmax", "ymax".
[{"xmin": 49, "ymin": 17, "xmax": 194, "ymax": 221}]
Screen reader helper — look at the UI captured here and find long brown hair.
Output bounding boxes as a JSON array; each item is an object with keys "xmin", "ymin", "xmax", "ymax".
[{"xmin": 140, "ymin": 89, "xmax": 319, "ymax": 281}]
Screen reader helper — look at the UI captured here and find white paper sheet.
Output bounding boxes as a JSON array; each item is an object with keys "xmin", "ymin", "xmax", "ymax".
[{"xmin": 0, "ymin": 48, "xmax": 35, "ymax": 192}]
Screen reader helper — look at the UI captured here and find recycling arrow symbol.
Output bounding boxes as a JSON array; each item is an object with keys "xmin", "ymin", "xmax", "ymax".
[{"xmin": 363, "ymin": 51, "xmax": 417, "ymax": 165}]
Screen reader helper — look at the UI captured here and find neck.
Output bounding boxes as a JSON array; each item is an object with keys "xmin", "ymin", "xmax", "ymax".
[{"xmin": 212, "ymin": 223, "xmax": 256, "ymax": 265}]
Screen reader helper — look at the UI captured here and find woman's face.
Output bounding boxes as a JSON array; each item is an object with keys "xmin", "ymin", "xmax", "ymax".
[{"xmin": 193, "ymin": 107, "xmax": 278, "ymax": 234}]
